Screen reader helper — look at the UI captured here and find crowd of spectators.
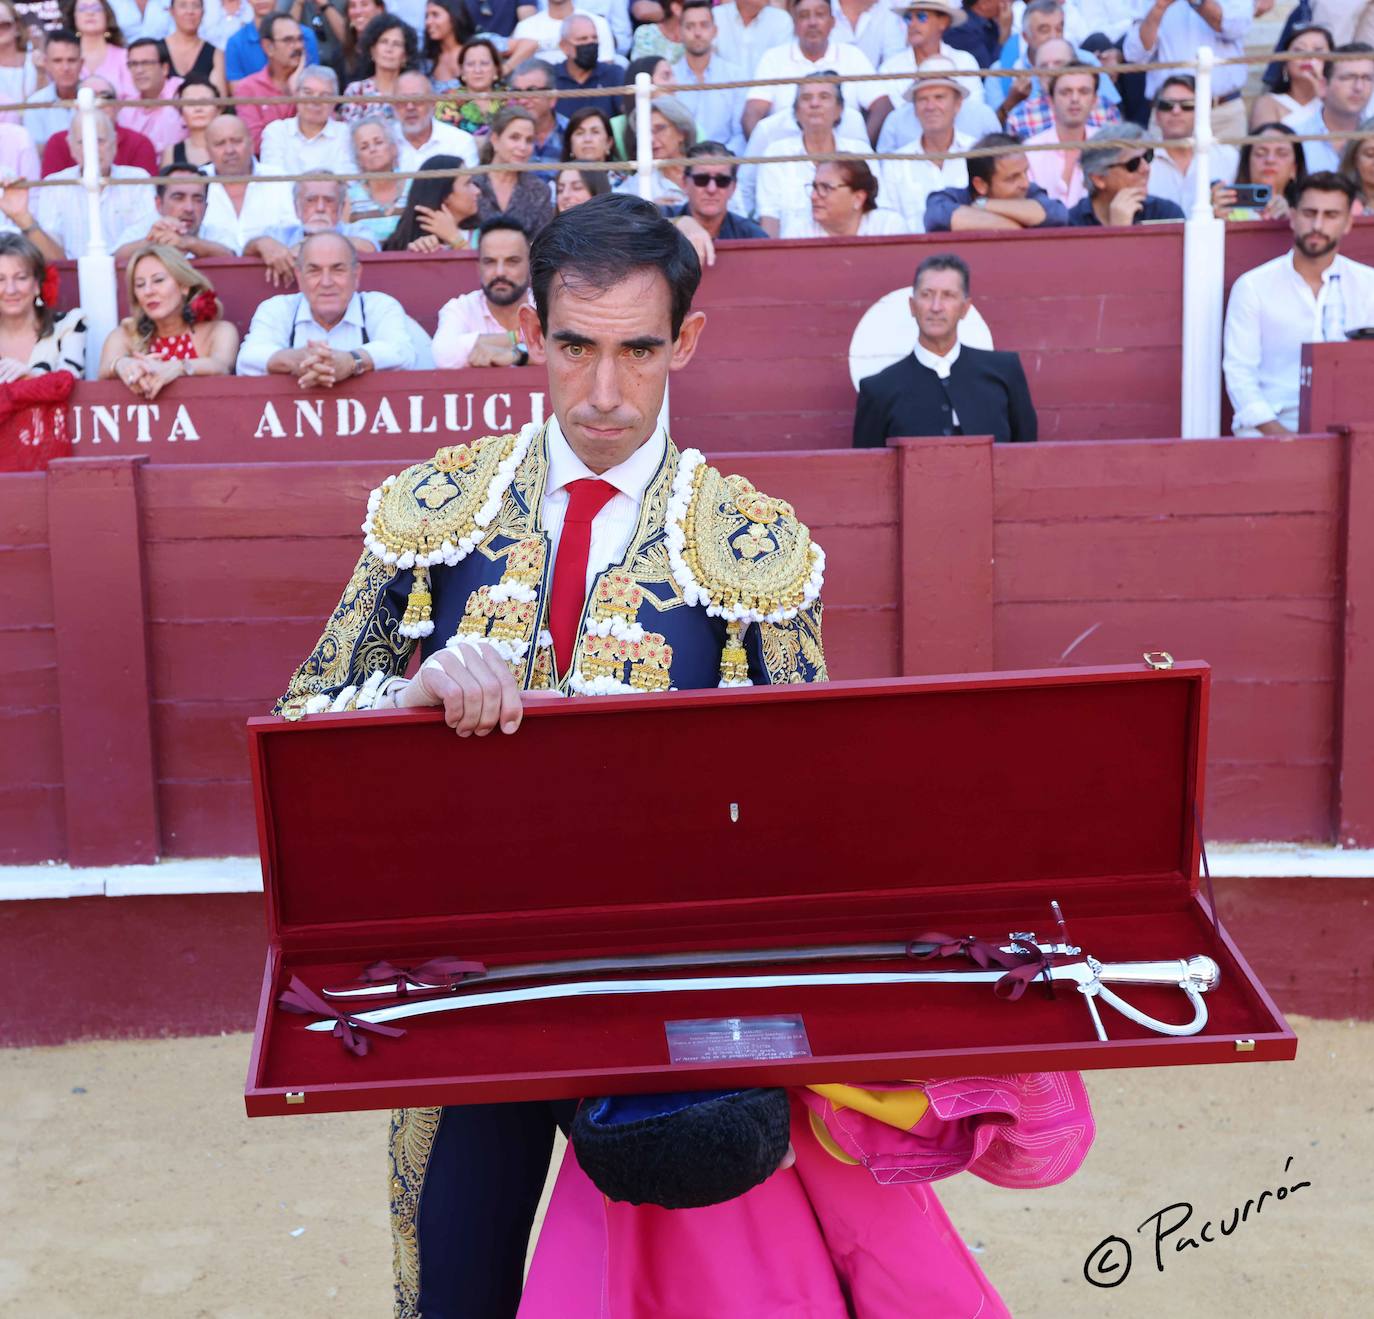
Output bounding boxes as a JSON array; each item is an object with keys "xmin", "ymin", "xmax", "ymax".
[{"xmin": 0, "ymin": 0, "xmax": 1367, "ymax": 444}]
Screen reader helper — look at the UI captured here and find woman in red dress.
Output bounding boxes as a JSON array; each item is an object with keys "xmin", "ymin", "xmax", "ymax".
[{"xmin": 97, "ymin": 245, "xmax": 239, "ymax": 398}]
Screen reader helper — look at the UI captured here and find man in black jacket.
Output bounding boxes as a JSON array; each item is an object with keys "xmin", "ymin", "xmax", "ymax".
[{"xmin": 852, "ymin": 253, "xmax": 1037, "ymax": 447}]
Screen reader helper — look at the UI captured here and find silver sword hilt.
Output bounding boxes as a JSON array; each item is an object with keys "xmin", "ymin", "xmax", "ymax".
[{"xmin": 1073, "ymin": 955, "xmax": 1221, "ymax": 1041}]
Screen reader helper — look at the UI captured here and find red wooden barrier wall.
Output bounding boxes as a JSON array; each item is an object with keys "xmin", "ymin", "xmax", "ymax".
[
  {"xmin": 5, "ymin": 429, "xmax": 1372, "ymax": 867},
  {"xmin": 52, "ymin": 219, "xmax": 1374, "ymax": 456}
]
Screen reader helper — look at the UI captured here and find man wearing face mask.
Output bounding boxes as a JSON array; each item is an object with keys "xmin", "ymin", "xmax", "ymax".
[{"xmin": 552, "ymin": 13, "xmax": 626, "ymax": 118}]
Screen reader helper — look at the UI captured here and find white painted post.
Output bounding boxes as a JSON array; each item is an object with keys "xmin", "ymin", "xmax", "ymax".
[
  {"xmin": 74, "ymin": 87, "xmax": 117, "ymax": 381},
  {"xmin": 634, "ymin": 71, "xmax": 653, "ymax": 201},
  {"xmin": 1180, "ymin": 46, "xmax": 1224, "ymax": 438}
]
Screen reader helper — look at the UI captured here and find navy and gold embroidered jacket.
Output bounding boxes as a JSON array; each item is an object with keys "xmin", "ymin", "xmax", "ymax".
[{"xmin": 275, "ymin": 424, "xmax": 827, "ymax": 714}]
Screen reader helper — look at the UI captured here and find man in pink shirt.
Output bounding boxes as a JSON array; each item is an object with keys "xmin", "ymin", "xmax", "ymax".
[
  {"xmin": 233, "ymin": 13, "xmax": 306, "ymax": 153},
  {"xmin": 1024, "ymin": 63, "xmax": 1096, "ymax": 209},
  {"xmin": 118, "ymin": 39, "xmax": 187, "ymax": 157},
  {"xmin": 432, "ymin": 217, "xmax": 536, "ymax": 370}
]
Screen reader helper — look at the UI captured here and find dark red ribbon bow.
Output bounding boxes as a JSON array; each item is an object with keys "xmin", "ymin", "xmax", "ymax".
[
  {"xmin": 908, "ymin": 932, "xmax": 1024, "ymax": 971},
  {"xmin": 357, "ymin": 956, "xmax": 487, "ymax": 996},
  {"xmin": 277, "ymin": 975, "xmax": 407, "ymax": 1057},
  {"xmin": 993, "ymin": 945, "xmax": 1059, "ymax": 1002}
]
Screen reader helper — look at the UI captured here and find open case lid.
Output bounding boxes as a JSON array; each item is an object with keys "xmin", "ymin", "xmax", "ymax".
[{"xmin": 245, "ymin": 663, "xmax": 1297, "ymax": 1117}]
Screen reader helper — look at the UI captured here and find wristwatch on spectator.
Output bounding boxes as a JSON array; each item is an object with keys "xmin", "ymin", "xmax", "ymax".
[
  {"xmin": 349, "ymin": 349, "xmax": 368, "ymax": 376},
  {"xmin": 973, "ymin": 197, "xmax": 989, "ymax": 210}
]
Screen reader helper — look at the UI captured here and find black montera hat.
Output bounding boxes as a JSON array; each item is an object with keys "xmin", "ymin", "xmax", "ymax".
[{"xmin": 571, "ymin": 1087, "xmax": 792, "ymax": 1210}]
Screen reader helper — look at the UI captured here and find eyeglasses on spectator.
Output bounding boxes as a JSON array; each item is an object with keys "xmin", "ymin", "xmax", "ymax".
[{"xmin": 688, "ymin": 171, "xmax": 735, "ymax": 189}]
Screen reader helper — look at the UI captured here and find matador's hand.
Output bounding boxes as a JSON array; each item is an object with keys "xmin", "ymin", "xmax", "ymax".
[{"xmin": 398, "ymin": 641, "xmax": 525, "ymax": 736}]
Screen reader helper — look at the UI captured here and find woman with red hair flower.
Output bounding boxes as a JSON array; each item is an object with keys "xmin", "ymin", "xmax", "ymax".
[
  {"xmin": 97, "ymin": 244, "xmax": 239, "ymax": 397},
  {"xmin": 0, "ymin": 234, "xmax": 86, "ymax": 382}
]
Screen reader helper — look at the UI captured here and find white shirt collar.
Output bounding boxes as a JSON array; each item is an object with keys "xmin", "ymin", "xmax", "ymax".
[
  {"xmin": 545, "ymin": 414, "xmax": 667, "ymax": 505},
  {"xmin": 296, "ymin": 291, "xmax": 364, "ymax": 331},
  {"xmin": 914, "ymin": 338, "xmax": 961, "ymax": 378}
]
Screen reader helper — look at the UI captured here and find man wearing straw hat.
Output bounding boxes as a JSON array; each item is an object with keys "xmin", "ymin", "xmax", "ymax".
[
  {"xmin": 881, "ymin": 54, "xmax": 977, "ymax": 231},
  {"xmin": 868, "ymin": 0, "xmax": 985, "ymax": 143}
]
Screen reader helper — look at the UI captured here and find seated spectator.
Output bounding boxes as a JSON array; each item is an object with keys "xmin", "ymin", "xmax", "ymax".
[
  {"xmin": 347, "ymin": 116, "xmax": 407, "ymax": 246},
  {"xmin": 1024, "ymin": 64, "xmax": 1097, "ymax": 209},
  {"xmin": 609, "ymin": 54, "xmax": 673, "ymax": 158},
  {"xmin": 339, "ymin": 0, "xmax": 384, "ymax": 84},
  {"xmin": 34, "ymin": 115, "xmax": 156, "ymax": 256},
  {"xmin": 66, "ymin": 0, "xmax": 134, "ymax": 99},
  {"xmin": 0, "ymin": 121, "xmax": 39, "ymax": 185},
  {"xmin": 424, "ymin": 0, "xmax": 476, "ymax": 94},
  {"xmin": 161, "ymin": 72, "xmax": 217, "ymax": 169},
  {"xmin": 1213, "ymin": 123, "xmax": 1307, "ymax": 221},
  {"xmin": 991, "ymin": 4, "xmax": 1123, "ymax": 119},
  {"xmin": 343, "ymin": 14, "xmax": 419, "ymax": 124},
  {"xmin": 561, "ymin": 105, "xmax": 624, "ymax": 183},
  {"xmin": 1148, "ymin": 76, "xmax": 1239, "ymax": 211},
  {"xmin": 432, "ymin": 215, "xmax": 533, "ymax": 368},
  {"xmin": 246, "ymin": 171, "xmax": 378, "ymax": 284},
  {"xmin": 1067, "ymin": 123, "xmax": 1183, "ymax": 226},
  {"xmin": 235, "ymin": 14, "xmax": 308, "ymax": 152},
  {"xmin": 555, "ymin": 165, "xmax": 611, "ymax": 212},
  {"xmin": 1339, "ymin": 121, "xmax": 1374, "ymax": 211},
  {"xmin": 476, "ymin": 105, "xmax": 556, "ymax": 233},
  {"xmin": 505, "ymin": 57, "xmax": 568, "ymax": 179},
  {"xmin": 1001, "ymin": 35, "xmax": 1121, "ymax": 139},
  {"xmin": 225, "ymin": 0, "xmax": 320, "ymax": 87},
  {"xmin": 712, "ymin": 0, "xmax": 792, "ymax": 79},
  {"xmin": 881, "ymin": 56, "xmax": 974, "ymax": 233},
  {"xmin": 866, "ymin": 0, "xmax": 984, "ymax": 145},
  {"xmin": 0, "ymin": 233, "xmax": 86, "ymax": 380},
  {"xmin": 782, "ymin": 159, "xmax": 907, "ymax": 238},
  {"xmin": 508, "ymin": 0, "xmax": 615, "ymax": 72},
  {"xmin": 945, "ymin": 0, "xmax": 1011, "ymax": 70},
  {"xmin": 671, "ymin": 140, "xmax": 766, "ymax": 238},
  {"xmin": 754, "ymin": 76, "xmax": 869, "ymax": 237},
  {"xmin": 1124, "ymin": 0, "xmax": 1252, "ymax": 140},
  {"xmin": 0, "ymin": 2, "xmax": 40, "ymax": 120},
  {"xmin": 236, "ymin": 230, "xmax": 418, "ymax": 379},
  {"xmin": 1285, "ymin": 43, "xmax": 1374, "ymax": 174},
  {"xmin": 672, "ymin": 0, "xmax": 747, "ymax": 153},
  {"xmin": 745, "ymin": 0, "xmax": 879, "ymax": 142},
  {"xmin": 202, "ymin": 0, "xmax": 258, "ymax": 52},
  {"xmin": 1253, "ymin": 23, "xmax": 1333, "ymax": 129},
  {"xmin": 22, "ymin": 27, "xmax": 82, "ymax": 154},
  {"xmin": 163, "ymin": 0, "xmax": 225, "ymax": 90},
  {"xmin": 98, "ymin": 243, "xmax": 239, "ymax": 393},
  {"xmin": 259, "ymin": 64, "xmax": 353, "ymax": 175},
  {"xmin": 382, "ymin": 154, "xmax": 481, "ymax": 251},
  {"xmin": 1224, "ymin": 172, "xmax": 1374, "ymax": 436},
  {"xmin": 630, "ymin": 0, "xmax": 684, "ymax": 63},
  {"xmin": 854, "ymin": 252, "xmax": 1035, "ymax": 447},
  {"xmin": 113, "ymin": 162, "xmax": 238, "ymax": 259},
  {"xmin": 0, "ymin": 170, "xmax": 64, "ymax": 263},
  {"xmin": 438, "ymin": 37, "xmax": 504, "ymax": 138},
  {"xmin": 924, "ymin": 130, "xmax": 1068, "ymax": 231},
  {"xmin": 830, "ymin": 0, "xmax": 906, "ymax": 68},
  {"xmin": 617, "ymin": 94, "xmax": 697, "ymax": 209},
  {"xmin": 394, "ymin": 69, "xmax": 479, "ymax": 171},
  {"xmin": 202, "ymin": 113, "xmax": 295, "ymax": 255},
  {"xmin": 42, "ymin": 75, "xmax": 158, "ymax": 175},
  {"xmin": 118, "ymin": 38, "xmax": 185, "ymax": 156},
  {"xmin": 552, "ymin": 13, "xmax": 624, "ymax": 118}
]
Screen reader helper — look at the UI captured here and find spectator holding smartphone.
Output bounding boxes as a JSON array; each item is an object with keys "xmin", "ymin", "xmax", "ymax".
[{"xmin": 1212, "ymin": 122, "xmax": 1307, "ymax": 221}]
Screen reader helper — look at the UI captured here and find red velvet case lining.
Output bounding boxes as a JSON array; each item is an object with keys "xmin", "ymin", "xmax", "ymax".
[{"xmin": 245, "ymin": 666, "xmax": 1296, "ymax": 1117}]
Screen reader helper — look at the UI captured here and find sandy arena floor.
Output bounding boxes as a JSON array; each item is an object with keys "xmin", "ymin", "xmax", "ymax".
[{"xmin": 0, "ymin": 1014, "xmax": 1366, "ymax": 1318}]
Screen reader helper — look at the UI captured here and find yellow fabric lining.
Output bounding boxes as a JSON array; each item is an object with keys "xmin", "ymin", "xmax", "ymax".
[{"xmin": 806, "ymin": 1083, "xmax": 931, "ymax": 1132}]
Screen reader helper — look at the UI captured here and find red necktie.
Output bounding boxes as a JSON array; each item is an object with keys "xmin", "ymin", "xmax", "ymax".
[{"xmin": 549, "ymin": 478, "xmax": 618, "ymax": 675}]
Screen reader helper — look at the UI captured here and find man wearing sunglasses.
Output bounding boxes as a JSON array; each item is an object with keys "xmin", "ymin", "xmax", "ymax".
[
  {"xmin": 670, "ymin": 140, "xmax": 768, "ymax": 238},
  {"xmin": 1066, "ymin": 123, "xmax": 1184, "ymax": 226},
  {"xmin": 1147, "ymin": 74, "xmax": 1238, "ymax": 210}
]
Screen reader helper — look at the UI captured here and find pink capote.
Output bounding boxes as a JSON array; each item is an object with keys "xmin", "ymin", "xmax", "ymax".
[{"xmin": 518, "ymin": 1073, "xmax": 1094, "ymax": 1319}]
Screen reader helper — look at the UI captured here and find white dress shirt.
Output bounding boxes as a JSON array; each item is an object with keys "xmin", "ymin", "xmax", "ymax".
[
  {"xmin": 512, "ymin": 11, "xmax": 616, "ymax": 64},
  {"xmin": 750, "ymin": 39, "xmax": 879, "ymax": 114},
  {"xmin": 881, "ymin": 130, "xmax": 972, "ymax": 233},
  {"xmin": 201, "ymin": 0, "xmax": 256, "ymax": 50},
  {"xmin": 876, "ymin": 42, "xmax": 984, "ymax": 108},
  {"xmin": 109, "ymin": 0, "xmax": 173, "ymax": 41},
  {"xmin": 713, "ymin": 3, "xmax": 794, "ymax": 78},
  {"xmin": 830, "ymin": 1, "xmax": 907, "ymax": 69},
  {"xmin": 542, "ymin": 414, "xmax": 667, "ymax": 596},
  {"xmin": 236, "ymin": 290, "xmax": 420, "ymax": 376},
  {"xmin": 1148, "ymin": 144, "xmax": 1239, "ymax": 210},
  {"xmin": 203, "ymin": 165, "xmax": 296, "ymax": 255},
  {"xmin": 432, "ymin": 288, "xmax": 535, "ymax": 369},
  {"xmin": 915, "ymin": 338, "xmax": 960, "ymax": 425},
  {"xmin": 1281, "ymin": 103, "xmax": 1344, "ymax": 175},
  {"xmin": 754, "ymin": 132, "xmax": 872, "ymax": 226},
  {"xmin": 778, "ymin": 206, "xmax": 907, "ymax": 237},
  {"xmin": 397, "ymin": 120, "xmax": 480, "ymax": 173},
  {"xmin": 259, "ymin": 117, "xmax": 355, "ymax": 179},
  {"xmin": 1123, "ymin": 1, "xmax": 1252, "ymax": 100},
  {"xmin": 34, "ymin": 165, "xmax": 158, "ymax": 258},
  {"xmin": 1223, "ymin": 252, "xmax": 1374, "ymax": 433}
]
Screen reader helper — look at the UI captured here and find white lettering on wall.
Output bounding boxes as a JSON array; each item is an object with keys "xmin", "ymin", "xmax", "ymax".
[
  {"xmin": 130, "ymin": 404, "xmax": 159, "ymax": 444},
  {"xmin": 408, "ymin": 394, "xmax": 438, "ymax": 434},
  {"xmin": 369, "ymin": 396, "xmax": 402, "ymax": 435},
  {"xmin": 167, "ymin": 406, "xmax": 200, "ymax": 443},
  {"xmin": 254, "ymin": 402, "xmax": 287, "ymax": 438},
  {"xmin": 482, "ymin": 393, "xmax": 512, "ymax": 432},
  {"xmin": 336, "ymin": 398, "xmax": 367, "ymax": 436},
  {"xmin": 295, "ymin": 399, "xmax": 324, "ymax": 437},
  {"xmin": 444, "ymin": 393, "xmax": 474, "ymax": 433}
]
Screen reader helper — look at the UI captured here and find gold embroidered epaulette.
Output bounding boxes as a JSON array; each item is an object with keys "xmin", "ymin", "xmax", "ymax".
[
  {"xmin": 665, "ymin": 448, "xmax": 825, "ymax": 681},
  {"xmin": 362, "ymin": 427, "xmax": 534, "ymax": 638}
]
